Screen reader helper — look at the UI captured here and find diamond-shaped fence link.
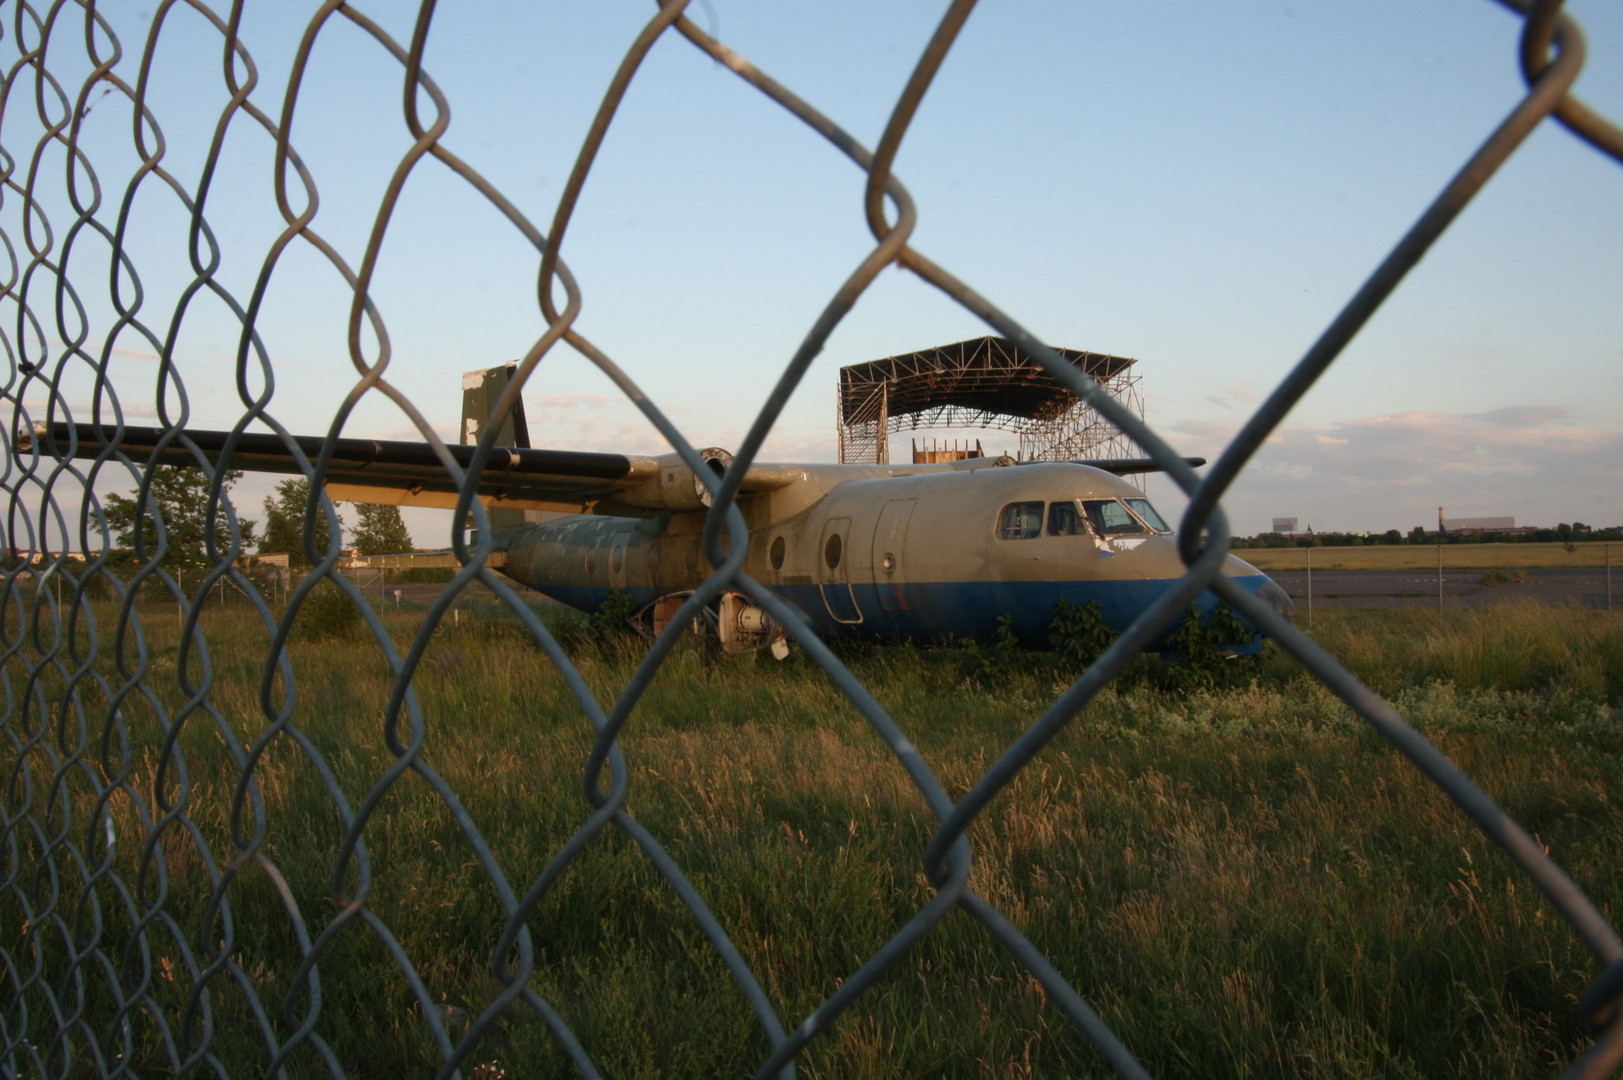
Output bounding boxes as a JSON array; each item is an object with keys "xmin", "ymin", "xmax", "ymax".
[{"xmin": 0, "ymin": 1, "xmax": 1620, "ymax": 1077}]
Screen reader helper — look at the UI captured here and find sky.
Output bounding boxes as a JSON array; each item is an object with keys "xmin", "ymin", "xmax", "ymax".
[{"xmin": 3, "ymin": 1, "xmax": 1620, "ymax": 548}]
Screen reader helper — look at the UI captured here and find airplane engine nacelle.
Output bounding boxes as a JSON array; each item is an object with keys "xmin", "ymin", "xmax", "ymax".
[
  {"xmin": 614, "ymin": 448, "xmax": 733, "ymax": 512},
  {"xmin": 718, "ymin": 591, "xmax": 789, "ymax": 659}
]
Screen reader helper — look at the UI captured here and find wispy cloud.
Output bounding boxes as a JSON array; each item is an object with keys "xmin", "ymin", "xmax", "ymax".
[
  {"xmin": 1465, "ymin": 405, "xmax": 1570, "ymax": 427},
  {"xmin": 16, "ymin": 398, "xmax": 161, "ymax": 422},
  {"xmin": 1159, "ymin": 407, "xmax": 1623, "ymax": 533},
  {"xmin": 523, "ymin": 394, "xmax": 674, "ymax": 454}
]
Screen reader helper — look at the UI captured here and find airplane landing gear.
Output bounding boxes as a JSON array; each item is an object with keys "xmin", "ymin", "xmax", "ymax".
[{"xmin": 641, "ymin": 590, "xmax": 792, "ymax": 659}]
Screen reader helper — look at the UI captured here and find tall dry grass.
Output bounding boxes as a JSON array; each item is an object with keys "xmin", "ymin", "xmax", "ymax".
[{"xmin": 2, "ymin": 593, "xmax": 1619, "ymax": 1077}]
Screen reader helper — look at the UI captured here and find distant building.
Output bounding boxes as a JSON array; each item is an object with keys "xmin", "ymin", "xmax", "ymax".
[
  {"xmin": 1272, "ymin": 517, "xmax": 1298, "ymax": 534},
  {"xmin": 1442, "ymin": 516, "xmax": 1518, "ymax": 533}
]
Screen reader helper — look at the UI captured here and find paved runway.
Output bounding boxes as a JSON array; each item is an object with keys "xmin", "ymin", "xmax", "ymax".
[{"xmin": 1265, "ymin": 566, "xmax": 1617, "ymax": 611}]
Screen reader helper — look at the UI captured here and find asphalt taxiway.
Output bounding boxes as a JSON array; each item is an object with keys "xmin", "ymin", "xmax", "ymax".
[{"xmin": 1265, "ymin": 567, "xmax": 1615, "ymax": 611}]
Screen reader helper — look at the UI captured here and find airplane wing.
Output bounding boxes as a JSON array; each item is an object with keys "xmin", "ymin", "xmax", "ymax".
[
  {"xmin": 16, "ymin": 422, "xmax": 793, "ymax": 517},
  {"xmin": 17, "ymin": 422, "xmax": 1202, "ymax": 517}
]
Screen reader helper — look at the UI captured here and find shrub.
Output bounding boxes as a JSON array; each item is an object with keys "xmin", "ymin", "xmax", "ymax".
[
  {"xmin": 293, "ymin": 579, "xmax": 363, "ymax": 641},
  {"xmin": 962, "ymin": 613, "xmax": 1023, "ymax": 684},
  {"xmin": 1048, "ymin": 597, "xmax": 1117, "ymax": 671},
  {"xmin": 589, "ymin": 587, "xmax": 641, "ymax": 642},
  {"xmin": 1157, "ymin": 602, "xmax": 1255, "ymax": 690}
]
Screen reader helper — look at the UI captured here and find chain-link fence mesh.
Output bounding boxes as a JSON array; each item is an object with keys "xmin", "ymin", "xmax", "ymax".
[{"xmin": 2, "ymin": 1, "xmax": 1621, "ymax": 1077}]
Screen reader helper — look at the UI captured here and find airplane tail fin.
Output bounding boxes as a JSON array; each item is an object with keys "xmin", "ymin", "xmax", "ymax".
[
  {"xmin": 461, "ymin": 363, "xmax": 532, "ymax": 449},
  {"xmin": 463, "ymin": 364, "xmax": 538, "ymax": 533}
]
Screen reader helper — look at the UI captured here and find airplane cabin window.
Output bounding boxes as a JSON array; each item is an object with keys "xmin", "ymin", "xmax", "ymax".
[
  {"xmin": 1124, "ymin": 497, "xmax": 1172, "ymax": 533},
  {"xmin": 1082, "ymin": 499, "xmax": 1148, "ymax": 536},
  {"xmin": 997, "ymin": 501, "xmax": 1044, "ymax": 540},
  {"xmin": 1046, "ymin": 501, "xmax": 1088, "ymax": 536}
]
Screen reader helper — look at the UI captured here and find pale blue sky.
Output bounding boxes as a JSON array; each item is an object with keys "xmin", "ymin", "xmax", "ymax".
[{"xmin": 7, "ymin": 1, "xmax": 1621, "ymax": 545}]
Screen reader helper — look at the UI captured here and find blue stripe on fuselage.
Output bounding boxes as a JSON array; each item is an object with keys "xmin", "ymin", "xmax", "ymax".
[
  {"xmin": 537, "ymin": 575, "xmax": 1274, "ymax": 651},
  {"xmin": 776, "ymin": 576, "xmax": 1270, "ymax": 647}
]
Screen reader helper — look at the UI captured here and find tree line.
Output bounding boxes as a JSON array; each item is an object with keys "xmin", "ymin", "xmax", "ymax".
[
  {"xmin": 1233, "ymin": 522, "xmax": 1623, "ymax": 549},
  {"xmin": 99, "ymin": 466, "xmax": 416, "ymax": 569}
]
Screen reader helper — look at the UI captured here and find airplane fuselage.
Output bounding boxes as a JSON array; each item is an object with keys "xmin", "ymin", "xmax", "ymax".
[{"xmin": 495, "ymin": 458, "xmax": 1285, "ymax": 648}]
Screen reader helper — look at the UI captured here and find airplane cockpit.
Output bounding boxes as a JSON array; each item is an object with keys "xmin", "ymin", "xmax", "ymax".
[{"xmin": 997, "ymin": 496, "xmax": 1175, "ymax": 541}]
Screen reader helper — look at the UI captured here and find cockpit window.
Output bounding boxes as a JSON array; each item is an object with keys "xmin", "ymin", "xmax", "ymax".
[
  {"xmin": 1082, "ymin": 499, "xmax": 1148, "ymax": 536},
  {"xmin": 1047, "ymin": 501, "xmax": 1089, "ymax": 536},
  {"xmin": 996, "ymin": 501, "xmax": 1044, "ymax": 540},
  {"xmin": 1124, "ymin": 498, "xmax": 1172, "ymax": 533}
]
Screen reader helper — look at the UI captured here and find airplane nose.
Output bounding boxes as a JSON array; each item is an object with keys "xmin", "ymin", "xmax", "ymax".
[{"xmin": 1259, "ymin": 577, "xmax": 1295, "ymax": 623}]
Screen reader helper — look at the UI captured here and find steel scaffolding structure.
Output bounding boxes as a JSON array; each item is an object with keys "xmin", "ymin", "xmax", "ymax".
[{"xmin": 836, "ymin": 336, "xmax": 1144, "ymax": 465}]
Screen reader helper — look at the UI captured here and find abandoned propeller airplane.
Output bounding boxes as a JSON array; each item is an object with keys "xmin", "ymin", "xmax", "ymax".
[{"xmin": 20, "ymin": 360, "xmax": 1293, "ymax": 657}]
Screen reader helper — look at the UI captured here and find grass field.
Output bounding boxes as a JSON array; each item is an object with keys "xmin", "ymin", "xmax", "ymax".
[
  {"xmin": 4, "ymin": 594, "xmax": 1622, "ymax": 1078},
  {"xmin": 1239, "ymin": 540, "xmax": 1618, "ymax": 572}
]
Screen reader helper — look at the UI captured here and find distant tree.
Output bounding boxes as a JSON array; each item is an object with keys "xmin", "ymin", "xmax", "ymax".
[
  {"xmin": 1408, "ymin": 526, "xmax": 1428, "ymax": 544},
  {"xmin": 350, "ymin": 503, "xmax": 414, "ymax": 556},
  {"xmin": 1381, "ymin": 529, "xmax": 1403, "ymax": 545},
  {"xmin": 260, "ymin": 478, "xmax": 343, "ymax": 567},
  {"xmin": 1247, "ymin": 532, "xmax": 1293, "ymax": 548},
  {"xmin": 101, "ymin": 466, "xmax": 257, "ymax": 570}
]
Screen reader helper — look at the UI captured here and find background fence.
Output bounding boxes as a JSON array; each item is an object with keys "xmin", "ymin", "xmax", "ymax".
[{"xmin": 2, "ymin": 2, "xmax": 1621, "ymax": 1078}]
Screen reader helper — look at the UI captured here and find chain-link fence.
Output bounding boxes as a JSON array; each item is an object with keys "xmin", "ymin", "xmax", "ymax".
[{"xmin": 2, "ymin": 1, "xmax": 1621, "ymax": 1077}]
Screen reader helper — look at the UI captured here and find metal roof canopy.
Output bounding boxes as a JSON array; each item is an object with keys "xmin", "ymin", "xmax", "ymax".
[
  {"xmin": 836, "ymin": 336, "xmax": 1143, "ymax": 469},
  {"xmin": 838, "ymin": 336, "xmax": 1136, "ymax": 427}
]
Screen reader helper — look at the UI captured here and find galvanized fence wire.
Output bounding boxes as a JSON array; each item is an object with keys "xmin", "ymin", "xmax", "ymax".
[{"xmin": 0, "ymin": 0, "xmax": 1618, "ymax": 1077}]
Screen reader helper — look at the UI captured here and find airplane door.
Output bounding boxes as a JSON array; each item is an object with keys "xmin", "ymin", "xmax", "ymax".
[
  {"xmin": 608, "ymin": 530, "xmax": 632, "ymax": 590},
  {"xmin": 817, "ymin": 517, "xmax": 863, "ymax": 624},
  {"xmin": 870, "ymin": 499, "xmax": 916, "ymax": 614}
]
